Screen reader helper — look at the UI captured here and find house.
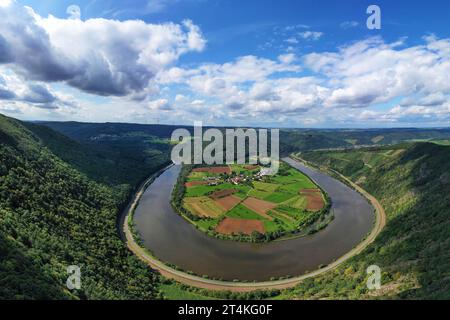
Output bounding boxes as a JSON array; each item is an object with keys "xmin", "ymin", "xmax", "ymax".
[
  {"xmin": 230, "ymin": 177, "xmax": 241, "ymax": 185},
  {"xmin": 259, "ymin": 168, "xmax": 272, "ymax": 176}
]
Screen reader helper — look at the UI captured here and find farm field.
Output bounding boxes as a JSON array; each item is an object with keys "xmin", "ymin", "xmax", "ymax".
[
  {"xmin": 183, "ymin": 197, "xmax": 225, "ymax": 217},
  {"xmin": 176, "ymin": 162, "xmax": 330, "ymax": 241}
]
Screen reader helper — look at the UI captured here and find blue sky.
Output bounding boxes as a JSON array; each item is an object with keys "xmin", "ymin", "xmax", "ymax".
[
  {"xmin": 1, "ymin": 0, "xmax": 450, "ymax": 127},
  {"xmin": 21, "ymin": 0, "xmax": 450, "ymax": 62}
]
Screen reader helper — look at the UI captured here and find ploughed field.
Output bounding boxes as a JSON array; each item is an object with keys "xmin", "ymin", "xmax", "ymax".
[{"xmin": 181, "ymin": 163, "xmax": 327, "ymax": 240}]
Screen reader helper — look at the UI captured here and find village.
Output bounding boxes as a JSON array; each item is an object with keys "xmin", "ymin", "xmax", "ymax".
[{"xmin": 201, "ymin": 167, "xmax": 273, "ymax": 186}]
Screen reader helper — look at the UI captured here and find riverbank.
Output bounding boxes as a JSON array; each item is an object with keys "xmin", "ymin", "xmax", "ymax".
[
  {"xmin": 120, "ymin": 157, "xmax": 386, "ymax": 292},
  {"xmin": 290, "ymin": 155, "xmax": 387, "ymax": 245}
]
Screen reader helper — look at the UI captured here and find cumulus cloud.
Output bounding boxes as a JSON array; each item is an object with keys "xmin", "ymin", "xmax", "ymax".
[
  {"xmin": 0, "ymin": 1, "xmax": 205, "ymax": 98},
  {"xmin": 148, "ymin": 98, "xmax": 173, "ymax": 110},
  {"xmin": 285, "ymin": 37, "xmax": 299, "ymax": 44},
  {"xmin": 22, "ymin": 84, "xmax": 57, "ymax": 104},
  {"xmin": 155, "ymin": 36, "xmax": 450, "ymax": 126},
  {"xmin": 304, "ymin": 36, "xmax": 450, "ymax": 110},
  {"xmin": 0, "ymin": 70, "xmax": 78, "ymax": 109},
  {"xmin": 298, "ymin": 31, "xmax": 323, "ymax": 41},
  {"xmin": 0, "ymin": 75, "xmax": 16, "ymax": 100},
  {"xmin": 66, "ymin": 5, "xmax": 81, "ymax": 20},
  {"xmin": 158, "ymin": 54, "xmax": 300, "ymax": 101}
]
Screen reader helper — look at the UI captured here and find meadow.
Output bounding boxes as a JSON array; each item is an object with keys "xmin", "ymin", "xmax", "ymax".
[{"xmin": 176, "ymin": 162, "xmax": 331, "ymax": 242}]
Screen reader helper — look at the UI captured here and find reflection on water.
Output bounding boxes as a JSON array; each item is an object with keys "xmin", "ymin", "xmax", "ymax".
[{"xmin": 133, "ymin": 158, "xmax": 374, "ymax": 281}]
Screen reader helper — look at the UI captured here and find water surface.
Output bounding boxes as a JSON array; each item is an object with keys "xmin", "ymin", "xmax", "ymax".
[{"xmin": 133, "ymin": 158, "xmax": 374, "ymax": 281}]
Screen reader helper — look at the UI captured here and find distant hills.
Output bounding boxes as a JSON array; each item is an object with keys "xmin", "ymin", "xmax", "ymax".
[{"xmin": 38, "ymin": 120, "xmax": 450, "ymax": 155}]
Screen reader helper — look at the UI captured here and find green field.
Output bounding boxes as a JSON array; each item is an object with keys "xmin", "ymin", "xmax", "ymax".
[
  {"xmin": 159, "ymin": 283, "xmax": 212, "ymax": 300},
  {"xmin": 183, "ymin": 196, "xmax": 225, "ymax": 217},
  {"xmin": 282, "ymin": 196, "xmax": 307, "ymax": 209},
  {"xmin": 431, "ymin": 139, "xmax": 450, "ymax": 146},
  {"xmin": 175, "ymin": 162, "xmax": 330, "ymax": 242},
  {"xmin": 185, "ymin": 182, "xmax": 251, "ymax": 197},
  {"xmin": 226, "ymin": 204, "xmax": 266, "ymax": 220},
  {"xmin": 264, "ymin": 192, "xmax": 297, "ymax": 203},
  {"xmin": 187, "ymin": 171, "xmax": 209, "ymax": 181}
]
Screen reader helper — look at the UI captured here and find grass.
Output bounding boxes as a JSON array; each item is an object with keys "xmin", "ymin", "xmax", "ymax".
[
  {"xmin": 282, "ymin": 209, "xmax": 315, "ymax": 227},
  {"xmin": 183, "ymin": 196, "xmax": 225, "ymax": 217},
  {"xmin": 279, "ymin": 181, "xmax": 315, "ymax": 193},
  {"xmin": 196, "ymin": 218, "xmax": 220, "ymax": 230},
  {"xmin": 269, "ymin": 211, "xmax": 297, "ymax": 230},
  {"xmin": 431, "ymin": 139, "xmax": 450, "ymax": 146},
  {"xmin": 253, "ymin": 181, "xmax": 279, "ymax": 192},
  {"xmin": 159, "ymin": 283, "xmax": 212, "ymax": 300},
  {"xmin": 187, "ymin": 171, "xmax": 208, "ymax": 181},
  {"xmin": 248, "ymin": 188, "xmax": 272, "ymax": 199},
  {"xmin": 264, "ymin": 192, "xmax": 296, "ymax": 203},
  {"xmin": 263, "ymin": 220, "xmax": 281, "ymax": 232},
  {"xmin": 230, "ymin": 164, "xmax": 260, "ymax": 174},
  {"xmin": 234, "ymin": 191, "xmax": 249, "ymax": 199},
  {"xmin": 226, "ymin": 204, "xmax": 266, "ymax": 221},
  {"xmin": 281, "ymin": 196, "xmax": 307, "ymax": 210},
  {"xmin": 185, "ymin": 183, "xmax": 251, "ymax": 197},
  {"xmin": 184, "ymin": 185, "xmax": 214, "ymax": 197},
  {"xmin": 275, "ymin": 205, "xmax": 304, "ymax": 220}
]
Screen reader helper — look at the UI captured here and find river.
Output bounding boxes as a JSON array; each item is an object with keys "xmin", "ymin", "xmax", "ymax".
[{"xmin": 133, "ymin": 158, "xmax": 374, "ymax": 281}]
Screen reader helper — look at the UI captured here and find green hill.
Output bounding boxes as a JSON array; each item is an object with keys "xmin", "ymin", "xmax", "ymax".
[
  {"xmin": 283, "ymin": 143, "xmax": 450, "ymax": 299},
  {"xmin": 0, "ymin": 114, "xmax": 170, "ymax": 299}
]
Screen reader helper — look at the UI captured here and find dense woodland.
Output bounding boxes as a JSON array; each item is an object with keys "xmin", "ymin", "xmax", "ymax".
[
  {"xmin": 281, "ymin": 143, "xmax": 450, "ymax": 299},
  {"xmin": 0, "ymin": 114, "xmax": 170, "ymax": 299}
]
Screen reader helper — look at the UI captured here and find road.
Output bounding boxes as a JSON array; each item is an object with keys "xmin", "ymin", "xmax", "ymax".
[{"xmin": 120, "ymin": 157, "xmax": 386, "ymax": 292}]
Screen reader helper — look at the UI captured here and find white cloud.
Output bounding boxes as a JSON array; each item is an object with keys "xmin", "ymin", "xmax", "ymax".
[
  {"xmin": 285, "ymin": 37, "xmax": 299, "ymax": 44},
  {"xmin": 66, "ymin": 5, "xmax": 81, "ymax": 20},
  {"xmin": 175, "ymin": 94, "xmax": 187, "ymax": 103},
  {"xmin": 158, "ymin": 54, "xmax": 300, "ymax": 101},
  {"xmin": 0, "ymin": 0, "xmax": 12, "ymax": 8},
  {"xmin": 278, "ymin": 53, "xmax": 296, "ymax": 64},
  {"xmin": 155, "ymin": 36, "xmax": 450, "ymax": 126},
  {"xmin": 0, "ymin": 1, "xmax": 205, "ymax": 98},
  {"xmin": 304, "ymin": 36, "xmax": 450, "ymax": 111},
  {"xmin": 148, "ymin": 98, "xmax": 173, "ymax": 110},
  {"xmin": 298, "ymin": 31, "xmax": 323, "ymax": 41}
]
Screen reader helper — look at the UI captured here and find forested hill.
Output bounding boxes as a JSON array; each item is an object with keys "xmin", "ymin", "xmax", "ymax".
[
  {"xmin": 0, "ymin": 114, "xmax": 170, "ymax": 299},
  {"xmin": 285, "ymin": 143, "xmax": 450, "ymax": 299},
  {"xmin": 39, "ymin": 120, "xmax": 450, "ymax": 157}
]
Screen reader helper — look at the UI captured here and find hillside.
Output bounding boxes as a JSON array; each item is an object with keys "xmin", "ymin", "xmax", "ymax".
[
  {"xmin": 0, "ymin": 114, "xmax": 170, "ymax": 299},
  {"xmin": 39, "ymin": 121, "xmax": 450, "ymax": 158},
  {"xmin": 35, "ymin": 122, "xmax": 172, "ymax": 186},
  {"xmin": 282, "ymin": 143, "xmax": 450, "ymax": 299}
]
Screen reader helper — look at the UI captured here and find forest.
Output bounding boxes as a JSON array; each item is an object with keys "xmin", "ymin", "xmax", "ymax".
[
  {"xmin": 279, "ymin": 143, "xmax": 450, "ymax": 299},
  {"xmin": 0, "ymin": 114, "xmax": 170, "ymax": 299}
]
